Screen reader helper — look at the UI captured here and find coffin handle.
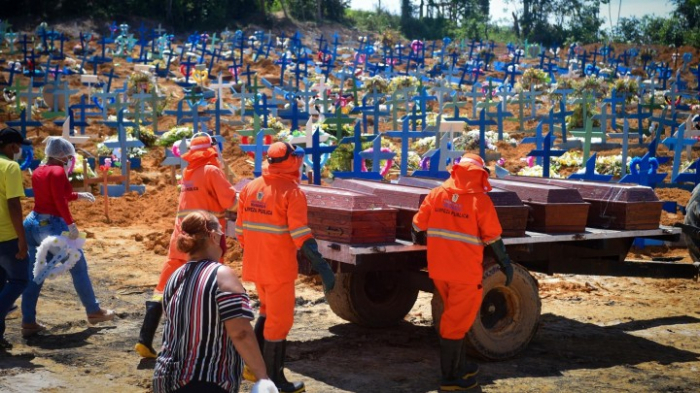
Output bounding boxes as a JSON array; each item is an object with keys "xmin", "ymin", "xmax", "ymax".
[{"xmin": 326, "ymin": 227, "xmax": 344, "ymax": 237}]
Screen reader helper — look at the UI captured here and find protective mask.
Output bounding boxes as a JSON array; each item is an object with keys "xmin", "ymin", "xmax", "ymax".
[
  {"xmin": 13, "ymin": 149, "xmax": 22, "ymax": 161},
  {"xmin": 219, "ymin": 233, "xmax": 228, "ymax": 257}
]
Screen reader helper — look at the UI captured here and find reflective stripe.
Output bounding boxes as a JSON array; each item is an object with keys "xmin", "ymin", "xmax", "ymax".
[
  {"xmin": 427, "ymin": 228, "xmax": 483, "ymax": 246},
  {"xmin": 176, "ymin": 209, "xmax": 226, "ymax": 219},
  {"xmin": 412, "ymin": 222, "xmax": 424, "ymax": 232},
  {"xmin": 241, "ymin": 221, "xmax": 289, "ymax": 235},
  {"xmin": 289, "ymin": 226, "xmax": 311, "ymax": 238},
  {"xmin": 234, "ymin": 227, "xmax": 244, "ymax": 234}
]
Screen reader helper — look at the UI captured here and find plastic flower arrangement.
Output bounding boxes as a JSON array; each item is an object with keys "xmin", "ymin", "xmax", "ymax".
[
  {"xmin": 411, "ymin": 136, "xmax": 436, "ymax": 156},
  {"xmin": 388, "ymin": 76, "xmax": 419, "ymax": 94},
  {"xmin": 157, "ymin": 125, "xmax": 194, "ymax": 147},
  {"xmin": 595, "ymin": 154, "xmax": 631, "ymax": 177},
  {"xmin": 363, "ymin": 75, "xmax": 390, "ymax": 93},
  {"xmin": 517, "ymin": 68, "xmax": 549, "ymax": 92},
  {"xmin": 67, "ymin": 154, "xmax": 96, "ymax": 182}
]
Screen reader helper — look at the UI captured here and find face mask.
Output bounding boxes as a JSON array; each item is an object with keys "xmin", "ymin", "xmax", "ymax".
[
  {"xmin": 13, "ymin": 149, "xmax": 22, "ymax": 162},
  {"xmin": 219, "ymin": 232, "xmax": 228, "ymax": 256},
  {"xmin": 56, "ymin": 157, "xmax": 73, "ymax": 176}
]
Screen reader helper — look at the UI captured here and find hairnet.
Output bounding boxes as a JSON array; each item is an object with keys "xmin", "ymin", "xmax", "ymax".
[{"xmin": 44, "ymin": 136, "xmax": 76, "ymax": 159}]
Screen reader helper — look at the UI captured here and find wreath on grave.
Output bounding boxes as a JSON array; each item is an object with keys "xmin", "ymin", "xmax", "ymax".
[
  {"xmin": 127, "ymin": 71, "xmax": 158, "ymax": 96},
  {"xmin": 33, "ymin": 235, "xmax": 83, "ymax": 284}
]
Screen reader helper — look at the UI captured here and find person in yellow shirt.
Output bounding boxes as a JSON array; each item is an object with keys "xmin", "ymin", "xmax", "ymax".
[{"xmin": 0, "ymin": 127, "xmax": 31, "ymax": 349}]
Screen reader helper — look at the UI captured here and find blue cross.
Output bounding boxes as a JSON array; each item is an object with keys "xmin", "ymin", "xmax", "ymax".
[
  {"xmin": 238, "ymin": 115, "xmax": 276, "ymax": 177},
  {"xmin": 333, "ymin": 121, "xmax": 382, "ymax": 180},
  {"xmin": 467, "ymin": 108, "xmax": 497, "ymax": 159},
  {"xmin": 619, "ymin": 140, "xmax": 667, "ymax": 188},
  {"xmin": 302, "ymin": 126, "xmax": 337, "ymax": 185},
  {"xmin": 526, "ymin": 130, "xmax": 566, "ymax": 178},
  {"xmin": 609, "ymin": 119, "xmax": 632, "ymax": 176},
  {"xmin": 279, "ymin": 98, "xmax": 310, "ymax": 132},
  {"xmin": 662, "ymin": 121, "xmax": 697, "ymax": 181},
  {"xmin": 357, "ymin": 88, "xmax": 389, "ymax": 134},
  {"xmin": 69, "ymin": 95, "xmax": 101, "ymax": 135},
  {"xmin": 6, "ymin": 109, "xmax": 42, "ymax": 136},
  {"xmin": 385, "ymin": 116, "xmax": 436, "ymax": 177},
  {"xmin": 568, "ymin": 153, "xmax": 613, "ymax": 182},
  {"xmin": 103, "ymin": 108, "xmax": 144, "ymax": 181}
]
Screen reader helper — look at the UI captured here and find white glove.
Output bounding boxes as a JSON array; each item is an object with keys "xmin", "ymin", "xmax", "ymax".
[
  {"xmin": 68, "ymin": 223, "xmax": 80, "ymax": 240},
  {"xmin": 251, "ymin": 379, "xmax": 277, "ymax": 393},
  {"xmin": 77, "ymin": 192, "xmax": 96, "ymax": 203}
]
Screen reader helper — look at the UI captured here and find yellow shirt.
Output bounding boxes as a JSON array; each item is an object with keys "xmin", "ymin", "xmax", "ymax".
[{"xmin": 0, "ymin": 153, "xmax": 25, "ymax": 242}]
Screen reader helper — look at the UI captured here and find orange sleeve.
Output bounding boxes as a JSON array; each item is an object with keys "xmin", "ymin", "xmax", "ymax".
[
  {"xmin": 206, "ymin": 166, "xmax": 237, "ymax": 210},
  {"xmin": 287, "ymin": 188, "xmax": 313, "ymax": 249},
  {"xmin": 235, "ymin": 186, "xmax": 246, "ymax": 247},
  {"xmin": 476, "ymin": 195, "xmax": 502, "ymax": 244},
  {"xmin": 412, "ymin": 191, "xmax": 434, "ymax": 232}
]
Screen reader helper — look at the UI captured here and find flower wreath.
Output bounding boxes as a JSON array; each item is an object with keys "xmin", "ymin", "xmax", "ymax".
[{"xmin": 33, "ymin": 235, "xmax": 84, "ymax": 285}]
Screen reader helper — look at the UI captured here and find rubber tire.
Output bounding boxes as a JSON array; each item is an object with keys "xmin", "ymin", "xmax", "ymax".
[
  {"xmin": 326, "ymin": 271, "xmax": 419, "ymax": 328},
  {"xmin": 431, "ymin": 262, "xmax": 541, "ymax": 361},
  {"xmin": 684, "ymin": 184, "xmax": 700, "ymax": 261}
]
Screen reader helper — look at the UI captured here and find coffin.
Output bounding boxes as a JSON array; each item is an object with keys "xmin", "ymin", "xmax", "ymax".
[
  {"xmin": 235, "ymin": 179, "xmax": 397, "ymax": 244},
  {"xmin": 504, "ymin": 176, "xmax": 663, "ymax": 230},
  {"xmin": 300, "ymin": 185, "xmax": 397, "ymax": 244},
  {"xmin": 331, "ymin": 178, "xmax": 429, "ymax": 240},
  {"xmin": 490, "ymin": 179, "xmax": 590, "ymax": 233},
  {"xmin": 397, "ymin": 177, "xmax": 529, "ymax": 238}
]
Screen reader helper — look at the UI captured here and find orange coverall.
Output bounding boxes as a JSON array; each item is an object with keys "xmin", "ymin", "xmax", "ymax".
[
  {"xmin": 156, "ymin": 139, "xmax": 237, "ymax": 293},
  {"xmin": 413, "ymin": 154, "xmax": 502, "ymax": 340},
  {"xmin": 235, "ymin": 165, "xmax": 313, "ymax": 341}
]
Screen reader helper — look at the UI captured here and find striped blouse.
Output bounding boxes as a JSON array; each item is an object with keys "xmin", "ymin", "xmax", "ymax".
[{"xmin": 153, "ymin": 259, "xmax": 254, "ymax": 393}]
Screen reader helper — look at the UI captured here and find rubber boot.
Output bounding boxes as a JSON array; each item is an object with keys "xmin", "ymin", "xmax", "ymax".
[
  {"xmin": 134, "ymin": 301, "xmax": 162, "ymax": 358},
  {"xmin": 243, "ymin": 316, "xmax": 267, "ymax": 382},
  {"xmin": 439, "ymin": 338, "xmax": 478, "ymax": 391},
  {"xmin": 459, "ymin": 337, "xmax": 479, "ymax": 379},
  {"xmin": 263, "ymin": 340, "xmax": 306, "ymax": 393}
]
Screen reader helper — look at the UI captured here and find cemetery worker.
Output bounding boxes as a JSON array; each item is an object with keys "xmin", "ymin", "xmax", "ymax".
[
  {"xmin": 136, "ymin": 133, "xmax": 237, "ymax": 359},
  {"xmin": 22, "ymin": 136, "xmax": 114, "ymax": 338},
  {"xmin": 0, "ymin": 127, "xmax": 31, "ymax": 349},
  {"xmin": 235, "ymin": 142, "xmax": 335, "ymax": 393},
  {"xmin": 153, "ymin": 211, "xmax": 275, "ymax": 393},
  {"xmin": 411, "ymin": 153, "xmax": 514, "ymax": 391}
]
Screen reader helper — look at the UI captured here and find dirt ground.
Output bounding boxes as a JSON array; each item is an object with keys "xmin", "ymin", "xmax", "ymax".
[
  {"xmin": 1, "ymin": 19, "xmax": 700, "ymax": 393},
  {"xmin": 0, "ymin": 220, "xmax": 698, "ymax": 393}
]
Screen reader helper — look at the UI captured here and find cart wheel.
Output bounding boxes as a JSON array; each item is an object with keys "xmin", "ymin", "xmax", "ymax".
[
  {"xmin": 327, "ymin": 271, "xmax": 419, "ymax": 328},
  {"xmin": 684, "ymin": 184, "xmax": 700, "ymax": 261},
  {"xmin": 431, "ymin": 262, "xmax": 541, "ymax": 360}
]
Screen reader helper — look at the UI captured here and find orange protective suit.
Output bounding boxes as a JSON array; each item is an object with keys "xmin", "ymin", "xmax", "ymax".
[
  {"xmin": 413, "ymin": 154, "xmax": 502, "ymax": 339},
  {"xmin": 155, "ymin": 136, "xmax": 237, "ymax": 293},
  {"xmin": 236, "ymin": 143, "xmax": 313, "ymax": 340}
]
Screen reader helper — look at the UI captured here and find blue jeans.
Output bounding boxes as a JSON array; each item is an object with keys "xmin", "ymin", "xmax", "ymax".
[
  {"xmin": 0, "ymin": 238, "xmax": 29, "ymax": 336},
  {"xmin": 22, "ymin": 212, "xmax": 101, "ymax": 324}
]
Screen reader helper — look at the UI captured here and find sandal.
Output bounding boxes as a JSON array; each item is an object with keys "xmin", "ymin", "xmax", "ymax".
[
  {"xmin": 21, "ymin": 322, "xmax": 47, "ymax": 338},
  {"xmin": 87, "ymin": 308, "xmax": 115, "ymax": 324}
]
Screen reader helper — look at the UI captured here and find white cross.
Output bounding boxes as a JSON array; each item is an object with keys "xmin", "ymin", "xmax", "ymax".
[
  {"xmin": 62, "ymin": 115, "xmax": 90, "ymax": 145},
  {"xmin": 311, "ymin": 79, "xmax": 332, "ymax": 97},
  {"xmin": 154, "ymin": 24, "xmax": 166, "ymax": 36},
  {"xmin": 80, "ymin": 74, "xmax": 99, "ymax": 101},
  {"xmin": 210, "ymin": 73, "xmax": 233, "ymax": 106}
]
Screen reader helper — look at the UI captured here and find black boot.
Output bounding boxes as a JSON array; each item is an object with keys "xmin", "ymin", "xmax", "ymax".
[
  {"xmin": 263, "ymin": 340, "xmax": 306, "ymax": 393},
  {"xmin": 134, "ymin": 301, "xmax": 162, "ymax": 358},
  {"xmin": 439, "ymin": 338, "xmax": 478, "ymax": 391},
  {"xmin": 458, "ymin": 337, "xmax": 479, "ymax": 379},
  {"xmin": 254, "ymin": 316, "xmax": 266, "ymax": 352},
  {"xmin": 243, "ymin": 316, "xmax": 267, "ymax": 382}
]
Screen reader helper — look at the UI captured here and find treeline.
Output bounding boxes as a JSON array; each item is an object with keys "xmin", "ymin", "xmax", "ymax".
[
  {"xmin": 0, "ymin": 0, "xmax": 349, "ymax": 31},
  {"xmin": 357, "ymin": 0, "xmax": 700, "ymax": 47}
]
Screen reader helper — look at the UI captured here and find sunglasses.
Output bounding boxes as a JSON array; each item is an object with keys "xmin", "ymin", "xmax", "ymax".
[{"xmin": 267, "ymin": 143, "xmax": 305, "ymax": 164}]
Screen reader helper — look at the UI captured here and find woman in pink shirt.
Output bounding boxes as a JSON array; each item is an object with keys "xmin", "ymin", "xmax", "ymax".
[{"xmin": 21, "ymin": 137, "xmax": 114, "ymax": 337}]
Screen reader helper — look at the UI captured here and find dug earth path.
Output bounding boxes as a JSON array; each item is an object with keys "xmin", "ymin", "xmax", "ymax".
[{"xmin": 0, "ymin": 224, "xmax": 698, "ymax": 392}]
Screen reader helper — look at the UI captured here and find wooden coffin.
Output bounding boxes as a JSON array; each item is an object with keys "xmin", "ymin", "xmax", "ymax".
[
  {"xmin": 301, "ymin": 185, "xmax": 397, "ymax": 244},
  {"xmin": 397, "ymin": 177, "xmax": 529, "ymax": 238},
  {"xmin": 234, "ymin": 179, "xmax": 397, "ymax": 244},
  {"xmin": 504, "ymin": 176, "xmax": 663, "ymax": 230},
  {"xmin": 331, "ymin": 178, "xmax": 429, "ymax": 240},
  {"xmin": 490, "ymin": 179, "xmax": 590, "ymax": 233}
]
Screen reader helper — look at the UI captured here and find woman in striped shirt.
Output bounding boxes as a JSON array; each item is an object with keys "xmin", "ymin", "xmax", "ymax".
[{"xmin": 153, "ymin": 211, "xmax": 274, "ymax": 393}]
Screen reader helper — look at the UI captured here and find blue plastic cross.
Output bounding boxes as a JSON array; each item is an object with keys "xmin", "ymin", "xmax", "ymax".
[
  {"xmin": 662, "ymin": 121, "xmax": 697, "ymax": 181},
  {"xmin": 526, "ymin": 130, "xmax": 566, "ymax": 178},
  {"xmin": 568, "ymin": 153, "xmax": 613, "ymax": 182},
  {"xmin": 619, "ymin": 140, "xmax": 667, "ymax": 187},
  {"xmin": 467, "ymin": 108, "xmax": 497, "ymax": 159}
]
